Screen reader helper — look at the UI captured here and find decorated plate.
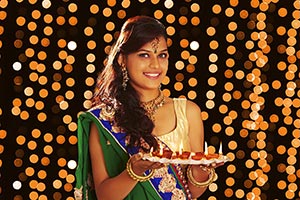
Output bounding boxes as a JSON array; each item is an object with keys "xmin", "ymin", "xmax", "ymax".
[{"xmin": 142, "ymin": 154, "xmax": 231, "ymax": 165}]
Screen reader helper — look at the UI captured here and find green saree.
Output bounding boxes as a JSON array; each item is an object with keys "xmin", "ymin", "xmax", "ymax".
[{"xmin": 74, "ymin": 110, "xmax": 162, "ymax": 200}]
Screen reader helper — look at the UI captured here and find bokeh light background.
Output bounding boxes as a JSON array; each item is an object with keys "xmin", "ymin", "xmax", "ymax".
[{"xmin": 0, "ymin": 0, "xmax": 299, "ymax": 199}]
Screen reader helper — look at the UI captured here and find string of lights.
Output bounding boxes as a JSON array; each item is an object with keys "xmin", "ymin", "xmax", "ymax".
[{"xmin": 0, "ymin": 0, "xmax": 299, "ymax": 199}]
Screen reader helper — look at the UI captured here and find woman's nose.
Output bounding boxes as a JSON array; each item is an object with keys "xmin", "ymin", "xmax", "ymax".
[{"xmin": 149, "ymin": 57, "xmax": 159, "ymax": 69}]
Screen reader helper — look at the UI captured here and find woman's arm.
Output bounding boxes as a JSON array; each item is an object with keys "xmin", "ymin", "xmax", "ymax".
[
  {"xmin": 186, "ymin": 100, "xmax": 211, "ymax": 198},
  {"xmin": 89, "ymin": 122, "xmax": 138, "ymax": 200},
  {"xmin": 89, "ymin": 122, "xmax": 164, "ymax": 200}
]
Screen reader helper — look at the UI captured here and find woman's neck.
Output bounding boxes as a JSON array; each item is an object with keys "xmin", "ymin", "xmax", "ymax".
[
  {"xmin": 137, "ymin": 89, "xmax": 161, "ymax": 103},
  {"xmin": 139, "ymin": 89, "xmax": 165, "ymax": 122}
]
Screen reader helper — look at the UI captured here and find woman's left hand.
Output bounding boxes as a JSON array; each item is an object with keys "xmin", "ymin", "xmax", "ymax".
[
  {"xmin": 189, "ymin": 161, "xmax": 224, "ymax": 183},
  {"xmin": 206, "ymin": 161, "xmax": 224, "ymax": 169}
]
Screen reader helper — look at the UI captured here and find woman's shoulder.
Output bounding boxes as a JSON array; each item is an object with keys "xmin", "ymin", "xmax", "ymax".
[
  {"xmin": 186, "ymin": 99, "xmax": 201, "ymax": 111},
  {"xmin": 172, "ymin": 97, "xmax": 201, "ymax": 117},
  {"xmin": 185, "ymin": 100, "xmax": 202, "ymax": 123},
  {"xmin": 171, "ymin": 97, "xmax": 200, "ymax": 110}
]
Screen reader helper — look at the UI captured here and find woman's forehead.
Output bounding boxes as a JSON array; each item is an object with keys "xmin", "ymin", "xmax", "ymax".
[{"xmin": 138, "ymin": 36, "xmax": 168, "ymax": 52}]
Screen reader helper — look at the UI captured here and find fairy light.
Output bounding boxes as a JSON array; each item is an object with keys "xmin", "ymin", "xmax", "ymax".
[{"xmin": 0, "ymin": 1, "xmax": 299, "ymax": 199}]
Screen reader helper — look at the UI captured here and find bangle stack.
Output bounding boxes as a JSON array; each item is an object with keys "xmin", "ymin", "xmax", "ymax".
[
  {"xmin": 187, "ymin": 165, "xmax": 216, "ymax": 187},
  {"xmin": 126, "ymin": 157, "xmax": 154, "ymax": 182}
]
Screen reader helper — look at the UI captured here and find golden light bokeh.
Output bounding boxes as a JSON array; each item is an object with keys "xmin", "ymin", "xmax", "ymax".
[{"xmin": 0, "ymin": 0, "xmax": 299, "ymax": 200}]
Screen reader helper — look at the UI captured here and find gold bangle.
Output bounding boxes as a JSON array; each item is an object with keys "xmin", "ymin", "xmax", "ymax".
[
  {"xmin": 187, "ymin": 165, "xmax": 216, "ymax": 187},
  {"xmin": 126, "ymin": 157, "xmax": 154, "ymax": 182}
]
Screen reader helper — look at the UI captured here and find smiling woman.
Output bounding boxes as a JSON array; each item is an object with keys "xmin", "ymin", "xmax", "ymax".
[
  {"xmin": 74, "ymin": 15, "xmax": 222, "ymax": 200},
  {"xmin": 121, "ymin": 35, "xmax": 169, "ymax": 95}
]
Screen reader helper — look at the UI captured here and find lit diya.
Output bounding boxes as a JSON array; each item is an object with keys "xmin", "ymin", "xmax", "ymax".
[
  {"xmin": 174, "ymin": 142, "xmax": 190, "ymax": 159},
  {"xmin": 191, "ymin": 152, "xmax": 205, "ymax": 160},
  {"xmin": 144, "ymin": 141, "xmax": 227, "ymax": 165},
  {"xmin": 204, "ymin": 141, "xmax": 220, "ymax": 160},
  {"xmin": 150, "ymin": 146, "xmax": 173, "ymax": 159}
]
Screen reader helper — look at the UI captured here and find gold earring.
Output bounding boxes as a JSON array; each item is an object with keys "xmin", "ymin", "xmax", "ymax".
[{"xmin": 121, "ymin": 66, "xmax": 129, "ymax": 90}]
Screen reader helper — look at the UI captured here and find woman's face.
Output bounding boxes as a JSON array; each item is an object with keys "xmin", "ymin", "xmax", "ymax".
[{"xmin": 124, "ymin": 36, "xmax": 169, "ymax": 92}]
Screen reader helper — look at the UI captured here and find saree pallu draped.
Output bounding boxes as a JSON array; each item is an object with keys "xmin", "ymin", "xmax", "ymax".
[{"xmin": 74, "ymin": 107, "xmax": 190, "ymax": 200}]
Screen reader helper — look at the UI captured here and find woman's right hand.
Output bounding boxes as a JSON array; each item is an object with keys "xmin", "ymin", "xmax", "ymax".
[{"xmin": 129, "ymin": 153, "xmax": 165, "ymax": 176}]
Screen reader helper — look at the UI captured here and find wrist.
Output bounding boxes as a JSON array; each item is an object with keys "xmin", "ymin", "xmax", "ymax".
[
  {"xmin": 190, "ymin": 165, "xmax": 210, "ymax": 182},
  {"xmin": 187, "ymin": 165, "xmax": 216, "ymax": 187},
  {"xmin": 126, "ymin": 157, "xmax": 154, "ymax": 182}
]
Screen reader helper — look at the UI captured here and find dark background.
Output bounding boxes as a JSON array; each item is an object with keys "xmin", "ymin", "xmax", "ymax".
[{"xmin": 0, "ymin": 0, "xmax": 299, "ymax": 199}]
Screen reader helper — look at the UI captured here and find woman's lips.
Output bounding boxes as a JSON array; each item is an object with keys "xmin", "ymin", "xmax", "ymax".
[{"xmin": 143, "ymin": 72, "xmax": 161, "ymax": 79}]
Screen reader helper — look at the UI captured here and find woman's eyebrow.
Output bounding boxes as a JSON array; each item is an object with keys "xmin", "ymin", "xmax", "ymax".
[{"xmin": 137, "ymin": 48, "xmax": 168, "ymax": 53}]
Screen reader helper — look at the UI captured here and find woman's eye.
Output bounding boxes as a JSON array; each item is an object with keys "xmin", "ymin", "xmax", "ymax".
[
  {"xmin": 138, "ymin": 53, "xmax": 149, "ymax": 58},
  {"xmin": 159, "ymin": 53, "xmax": 168, "ymax": 58}
]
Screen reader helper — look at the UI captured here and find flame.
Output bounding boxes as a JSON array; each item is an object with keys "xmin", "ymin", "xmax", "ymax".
[
  {"xmin": 159, "ymin": 145, "xmax": 163, "ymax": 156},
  {"xmin": 150, "ymin": 147, "xmax": 153, "ymax": 156},
  {"xmin": 204, "ymin": 141, "xmax": 208, "ymax": 155},
  {"xmin": 179, "ymin": 141, "xmax": 183, "ymax": 155},
  {"xmin": 219, "ymin": 142, "xmax": 223, "ymax": 155}
]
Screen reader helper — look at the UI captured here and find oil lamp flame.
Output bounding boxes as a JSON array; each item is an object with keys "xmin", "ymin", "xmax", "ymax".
[
  {"xmin": 179, "ymin": 141, "xmax": 183, "ymax": 155},
  {"xmin": 204, "ymin": 141, "xmax": 208, "ymax": 155},
  {"xmin": 159, "ymin": 145, "xmax": 163, "ymax": 156},
  {"xmin": 219, "ymin": 142, "xmax": 223, "ymax": 155},
  {"xmin": 150, "ymin": 147, "xmax": 153, "ymax": 156}
]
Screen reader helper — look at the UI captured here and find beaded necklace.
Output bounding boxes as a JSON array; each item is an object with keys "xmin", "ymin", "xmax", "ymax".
[{"xmin": 140, "ymin": 90, "xmax": 165, "ymax": 121}]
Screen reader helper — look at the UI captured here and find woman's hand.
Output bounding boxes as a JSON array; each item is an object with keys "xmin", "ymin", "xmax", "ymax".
[
  {"xmin": 206, "ymin": 161, "xmax": 225, "ymax": 169},
  {"xmin": 189, "ymin": 161, "xmax": 224, "ymax": 185},
  {"xmin": 129, "ymin": 153, "xmax": 165, "ymax": 176}
]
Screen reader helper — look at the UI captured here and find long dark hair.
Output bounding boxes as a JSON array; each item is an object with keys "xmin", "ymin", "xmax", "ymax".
[{"xmin": 92, "ymin": 16, "xmax": 168, "ymax": 151}]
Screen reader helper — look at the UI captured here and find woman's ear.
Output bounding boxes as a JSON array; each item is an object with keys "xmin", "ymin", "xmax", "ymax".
[{"xmin": 117, "ymin": 53, "xmax": 125, "ymax": 66}]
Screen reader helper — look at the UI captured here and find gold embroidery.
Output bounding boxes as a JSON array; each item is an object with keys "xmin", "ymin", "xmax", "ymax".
[
  {"xmin": 158, "ymin": 174, "xmax": 176, "ymax": 193},
  {"xmin": 153, "ymin": 166, "xmax": 168, "ymax": 178},
  {"xmin": 111, "ymin": 125, "xmax": 121, "ymax": 133},
  {"xmin": 99, "ymin": 105, "xmax": 115, "ymax": 122},
  {"xmin": 171, "ymin": 188, "xmax": 186, "ymax": 200},
  {"xmin": 153, "ymin": 164, "xmax": 188, "ymax": 199},
  {"xmin": 74, "ymin": 186, "xmax": 83, "ymax": 200}
]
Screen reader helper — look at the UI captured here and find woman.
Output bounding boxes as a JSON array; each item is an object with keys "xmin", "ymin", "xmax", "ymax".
[{"xmin": 75, "ymin": 15, "xmax": 219, "ymax": 200}]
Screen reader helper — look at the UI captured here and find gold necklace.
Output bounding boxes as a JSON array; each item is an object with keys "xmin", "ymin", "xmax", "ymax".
[{"xmin": 140, "ymin": 90, "xmax": 165, "ymax": 121}]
